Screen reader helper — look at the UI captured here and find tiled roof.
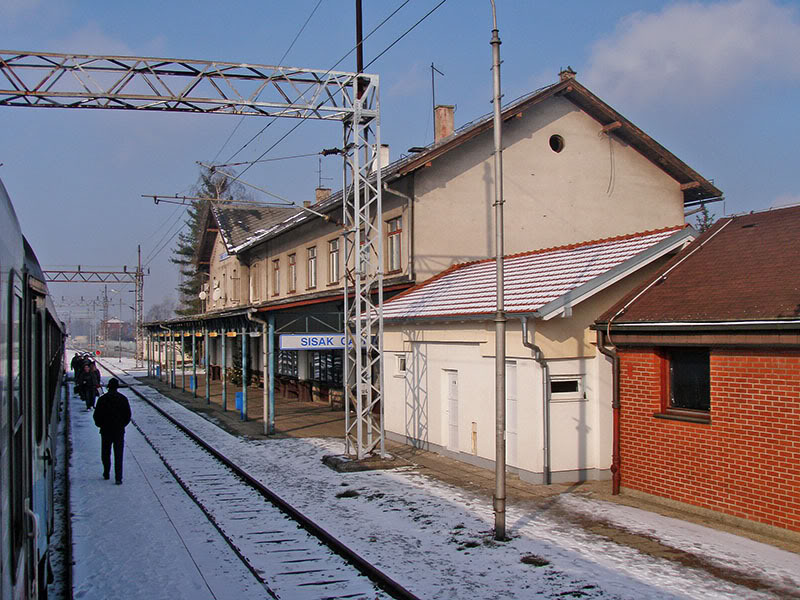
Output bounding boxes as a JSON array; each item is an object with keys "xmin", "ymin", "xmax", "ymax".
[
  {"xmin": 235, "ymin": 76, "xmax": 721, "ymax": 254},
  {"xmin": 598, "ymin": 205, "xmax": 800, "ymax": 324},
  {"xmin": 212, "ymin": 204, "xmax": 302, "ymax": 253},
  {"xmin": 383, "ymin": 226, "xmax": 690, "ymax": 321}
]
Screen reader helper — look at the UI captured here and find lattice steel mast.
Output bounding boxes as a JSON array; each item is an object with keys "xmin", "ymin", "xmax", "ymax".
[{"xmin": 3, "ymin": 49, "xmax": 384, "ymax": 458}]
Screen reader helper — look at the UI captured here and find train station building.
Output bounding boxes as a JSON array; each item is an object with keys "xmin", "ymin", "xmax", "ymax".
[{"xmin": 144, "ymin": 70, "xmax": 721, "ymax": 477}]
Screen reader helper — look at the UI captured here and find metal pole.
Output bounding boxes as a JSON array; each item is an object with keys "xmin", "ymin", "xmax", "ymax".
[
  {"xmin": 205, "ymin": 328, "xmax": 210, "ymax": 404},
  {"xmin": 118, "ymin": 297, "xmax": 122, "ymax": 363},
  {"xmin": 268, "ymin": 315, "xmax": 275, "ymax": 435},
  {"xmin": 192, "ymin": 325, "xmax": 197, "ymax": 398},
  {"xmin": 222, "ymin": 331, "xmax": 227, "ymax": 411},
  {"xmin": 490, "ymin": 0, "xmax": 507, "ymax": 541},
  {"xmin": 262, "ymin": 321, "xmax": 268, "ymax": 435},
  {"xmin": 241, "ymin": 327, "xmax": 248, "ymax": 421},
  {"xmin": 171, "ymin": 329, "xmax": 176, "ymax": 388},
  {"xmin": 181, "ymin": 332, "xmax": 186, "ymax": 392}
]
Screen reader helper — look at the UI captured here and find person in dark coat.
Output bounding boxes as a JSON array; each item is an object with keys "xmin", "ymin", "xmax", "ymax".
[
  {"xmin": 70, "ymin": 352, "xmax": 83, "ymax": 380},
  {"xmin": 93, "ymin": 378, "xmax": 131, "ymax": 485},
  {"xmin": 75, "ymin": 363, "xmax": 99, "ymax": 410}
]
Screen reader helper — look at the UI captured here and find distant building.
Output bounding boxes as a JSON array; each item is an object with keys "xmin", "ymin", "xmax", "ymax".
[{"xmin": 595, "ymin": 206, "xmax": 800, "ymax": 533}]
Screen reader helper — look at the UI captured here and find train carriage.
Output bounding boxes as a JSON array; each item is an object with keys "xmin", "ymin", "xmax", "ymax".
[{"xmin": 1, "ymin": 178, "xmax": 65, "ymax": 600}]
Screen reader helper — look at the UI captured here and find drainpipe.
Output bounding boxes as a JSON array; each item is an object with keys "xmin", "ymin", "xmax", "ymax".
[
  {"xmin": 204, "ymin": 326, "xmax": 210, "ymax": 405},
  {"xmin": 241, "ymin": 326, "xmax": 248, "ymax": 421},
  {"xmin": 521, "ymin": 317, "xmax": 551, "ymax": 485},
  {"xmin": 596, "ymin": 329, "xmax": 620, "ymax": 495},
  {"xmin": 382, "ymin": 182, "xmax": 415, "ymax": 281},
  {"xmin": 246, "ymin": 310, "xmax": 270, "ymax": 435}
]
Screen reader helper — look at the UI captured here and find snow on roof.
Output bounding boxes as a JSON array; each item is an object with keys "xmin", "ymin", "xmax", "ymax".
[{"xmin": 384, "ymin": 226, "xmax": 692, "ymax": 321}]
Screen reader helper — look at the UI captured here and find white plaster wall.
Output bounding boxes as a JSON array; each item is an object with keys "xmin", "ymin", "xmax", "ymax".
[
  {"xmin": 384, "ymin": 333, "xmax": 606, "ymax": 479},
  {"xmin": 411, "ymin": 96, "xmax": 685, "ymax": 280}
]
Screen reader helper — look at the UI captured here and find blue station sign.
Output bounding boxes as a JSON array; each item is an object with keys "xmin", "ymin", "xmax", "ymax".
[{"xmin": 279, "ymin": 333, "xmax": 346, "ymax": 350}]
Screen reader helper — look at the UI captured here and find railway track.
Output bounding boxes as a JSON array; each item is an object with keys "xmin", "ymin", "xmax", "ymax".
[{"xmin": 94, "ymin": 360, "xmax": 417, "ymax": 600}]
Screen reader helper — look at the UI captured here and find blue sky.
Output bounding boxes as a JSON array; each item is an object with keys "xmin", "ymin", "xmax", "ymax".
[{"xmin": 2, "ymin": 0, "xmax": 799, "ymax": 313}]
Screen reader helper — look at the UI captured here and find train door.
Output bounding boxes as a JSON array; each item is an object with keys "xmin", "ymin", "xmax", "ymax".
[
  {"xmin": 9, "ymin": 273, "xmax": 35, "ymax": 598},
  {"xmin": 30, "ymin": 298, "xmax": 50, "ymax": 589}
]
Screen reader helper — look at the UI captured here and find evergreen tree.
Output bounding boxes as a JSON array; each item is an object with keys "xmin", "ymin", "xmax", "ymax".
[
  {"xmin": 171, "ymin": 167, "xmax": 250, "ymax": 315},
  {"xmin": 694, "ymin": 203, "xmax": 716, "ymax": 233}
]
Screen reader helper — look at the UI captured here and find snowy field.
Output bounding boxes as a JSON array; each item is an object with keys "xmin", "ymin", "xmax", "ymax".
[{"xmin": 71, "ymin": 358, "xmax": 800, "ymax": 599}]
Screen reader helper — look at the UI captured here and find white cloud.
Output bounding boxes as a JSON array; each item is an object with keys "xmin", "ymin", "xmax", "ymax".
[
  {"xmin": 771, "ymin": 193, "xmax": 800, "ymax": 208},
  {"xmin": 53, "ymin": 21, "xmax": 134, "ymax": 55},
  {"xmin": 584, "ymin": 0, "xmax": 800, "ymax": 106}
]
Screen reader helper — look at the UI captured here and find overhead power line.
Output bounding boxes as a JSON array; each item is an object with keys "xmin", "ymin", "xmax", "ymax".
[
  {"xmin": 211, "ymin": 0, "xmax": 325, "ymax": 164},
  {"xmin": 224, "ymin": 0, "xmax": 413, "ymax": 170}
]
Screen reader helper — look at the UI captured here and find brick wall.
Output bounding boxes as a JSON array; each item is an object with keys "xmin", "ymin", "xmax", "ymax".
[{"xmin": 618, "ymin": 347, "xmax": 800, "ymax": 533}]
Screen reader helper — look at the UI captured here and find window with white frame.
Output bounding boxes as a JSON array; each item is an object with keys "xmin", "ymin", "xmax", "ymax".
[
  {"xmin": 395, "ymin": 353, "xmax": 407, "ymax": 376},
  {"xmin": 307, "ymin": 246, "xmax": 317, "ymax": 289},
  {"xmin": 328, "ymin": 238, "xmax": 340, "ymax": 284},
  {"xmin": 387, "ymin": 216, "xmax": 402, "ymax": 272},
  {"xmin": 549, "ymin": 375, "xmax": 585, "ymax": 401},
  {"xmin": 288, "ymin": 253, "xmax": 297, "ymax": 292},
  {"xmin": 272, "ymin": 259, "xmax": 280, "ymax": 295}
]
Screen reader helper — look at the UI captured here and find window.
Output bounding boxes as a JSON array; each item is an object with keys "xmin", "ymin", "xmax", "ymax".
[
  {"xmin": 328, "ymin": 238, "xmax": 340, "ymax": 284},
  {"xmin": 307, "ymin": 246, "xmax": 317, "ymax": 289},
  {"xmin": 550, "ymin": 375, "xmax": 585, "ymax": 402},
  {"xmin": 10, "ymin": 291, "xmax": 24, "ymax": 568},
  {"xmin": 387, "ymin": 216, "xmax": 402, "ymax": 272},
  {"xmin": 309, "ymin": 350, "xmax": 343, "ymax": 385},
  {"xmin": 277, "ymin": 350, "xmax": 298, "ymax": 377},
  {"xmin": 272, "ymin": 259, "xmax": 280, "ymax": 295},
  {"xmin": 667, "ymin": 348, "xmax": 710, "ymax": 412},
  {"xmin": 288, "ymin": 253, "xmax": 297, "ymax": 292},
  {"xmin": 395, "ymin": 354, "xmax": 407, "ymax": 376},
  {"xmin": 251, "ymin": 263, "xmax": 261, "ymax": 302},
  {"xmin": 231, "ymin": 268, "xmax": 239, "ymax": 302}
]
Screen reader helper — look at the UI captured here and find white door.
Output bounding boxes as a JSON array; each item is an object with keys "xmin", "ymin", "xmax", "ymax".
[
  {"xmin": 446, "ymin": 370, "xmax": 459, "ymax": 451},
  {"xmin": 506, "ymin": 362, "xmax": 518, "ymax": 466}
]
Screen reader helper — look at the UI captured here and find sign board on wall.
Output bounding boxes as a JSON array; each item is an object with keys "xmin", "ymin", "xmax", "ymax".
[{"xmin": 279, "ymin": 333, "xmax": 346, "ymax": 350}]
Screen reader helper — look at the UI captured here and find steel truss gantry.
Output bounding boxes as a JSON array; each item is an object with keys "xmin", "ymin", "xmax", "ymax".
[
  {"xmin": 3, "ymin": 50, "xmax": 384, "ymax": 458},
  {"xmin": 44, "ymin": 262, "xmax": 146, "ymax": 367}
]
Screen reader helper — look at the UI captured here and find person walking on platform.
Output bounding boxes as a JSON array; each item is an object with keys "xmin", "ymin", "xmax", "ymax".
[
  {"xmin": 70, "ymin": 352, "xmax": 83, "ymax": 380},
  {"xmin": 93, "ymin": 378, "xmax": 131, "ymax": 485},
  {"xmin": 76, "ymin": 363, "xmax": 99, "ymax": 410}
]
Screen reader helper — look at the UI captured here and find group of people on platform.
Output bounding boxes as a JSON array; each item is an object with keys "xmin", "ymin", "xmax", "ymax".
[{"xmin": 70, "ymin": 352, "xmax": 132, "ymax": 485}]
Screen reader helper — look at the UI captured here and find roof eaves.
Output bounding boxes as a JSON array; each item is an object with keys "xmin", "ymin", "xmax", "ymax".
[{"xmin": 537, "ymin": 227, "xmax": 698, "ymax": 321}]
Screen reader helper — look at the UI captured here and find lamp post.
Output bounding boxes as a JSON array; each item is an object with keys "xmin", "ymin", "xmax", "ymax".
[{"xmin": 490, "ymin": 0, "xmax": 507, "ymax": 541}]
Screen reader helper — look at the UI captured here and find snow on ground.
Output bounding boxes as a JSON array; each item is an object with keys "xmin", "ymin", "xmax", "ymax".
[
  {"xmin": 91, "ymin": 360, "xmax": 800, "ymax": 599},
  {"xmin": 68, "ymin": 384, "xmax": 268, "ymax": 600},
  {"xmin": 71, "ymin": 359, "xmax": 800, "ymax": 600}
]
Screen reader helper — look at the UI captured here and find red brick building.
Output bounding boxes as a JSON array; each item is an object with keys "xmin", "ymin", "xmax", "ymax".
[{"xmin": 595, "ymin": 206, "xmax": 800, "ymax": 534}]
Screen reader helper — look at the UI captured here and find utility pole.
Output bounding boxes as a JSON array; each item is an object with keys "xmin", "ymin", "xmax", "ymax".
[
  {"xmin": 136, "ymin": 245, "xmax": 144, "ymax": 367},
  {"xmin": 490, "ymin": 0, "xmax": 507, "ymax": 541}
]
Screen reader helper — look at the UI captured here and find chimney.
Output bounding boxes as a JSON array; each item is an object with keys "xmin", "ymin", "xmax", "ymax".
[
  {"xmin": 303, "ymin": 200, "xmax": 311, "ymax": 208},
  {"xmin": 379, "ymin": 144, "xmax": 390, "ymax": 169},
  {"xmin": 434, "ymin": 104, "xmax": 454, "ymax": 142},
  {"xmin": 315, "ymin": 187, "xmax": 331, "ymax": 204},
  {"xmin": 559, "ymin": 66, "xmax": 577, "ymax": 82}
]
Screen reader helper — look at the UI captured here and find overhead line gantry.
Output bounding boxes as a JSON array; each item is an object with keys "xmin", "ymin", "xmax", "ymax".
[{"xmin": 2, "ymin": 49, "xmax": 385, "ymax": 459}]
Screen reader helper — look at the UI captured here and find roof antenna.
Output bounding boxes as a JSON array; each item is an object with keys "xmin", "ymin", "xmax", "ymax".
[{"xmin": 431, "ymin": 62, "xmax": 445, "ymax": 138}]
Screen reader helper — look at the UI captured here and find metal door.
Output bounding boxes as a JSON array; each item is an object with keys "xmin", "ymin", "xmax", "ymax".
[
  {"xmin": 446, "ymin": 370, "xmax": 459, "ymax": 451},
  {"xmin": 506, "ymin": 361, "xmax": 518, "ymax": 466}
]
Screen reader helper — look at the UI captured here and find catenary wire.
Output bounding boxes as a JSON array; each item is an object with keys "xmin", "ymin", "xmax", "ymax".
[
  {"xmin": 365, "ymin": 0, "xmax": 448, "ymax": 69},
  {"xmin": 143, "ymin": 207, "xmax": 187, "ymax": 264},
  {"xmin": 225, "ymin": 0, "xmax": 413, "ymax": 168},
  {"xmin": 211, "ymin": 0, "xmax": 325, "ymax": 164}
]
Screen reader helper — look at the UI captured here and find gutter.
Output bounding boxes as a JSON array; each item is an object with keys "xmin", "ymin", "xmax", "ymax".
[
  {"xmin": 596, "ymin": 329, "xmax": 620, "ymax": 495},
  {"xmin": 520, "ymin": 316, "xmax": 550, "ymax": 485}
]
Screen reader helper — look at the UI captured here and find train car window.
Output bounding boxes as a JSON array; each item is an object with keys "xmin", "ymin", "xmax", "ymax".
[
  {"xmin": 10, "ymin": 289, "xmax": 25, "ymax": 570},
  {"xmin": 34, "ymin": 310, "xmax": 43, "ymax": 442}
]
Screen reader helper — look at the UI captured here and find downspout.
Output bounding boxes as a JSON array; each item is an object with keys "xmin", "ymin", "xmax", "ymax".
[
  {"xmin": 598, "ymin": 217, "xmax": 734, "ymax": 496},
  {"xmin": 521, "ymin": 317, "xmax": 550, "ymax": 485},
  {"xmin": 246, "ymin": 310, "xmax": 270, "ymax": 435},
  {"xmin": 382, "ymin": 182, "xmax": 415, "ymax": 281},
  {"xmin": 596, "ymin": 329, "xmax": 620, "ymax": 495}
]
